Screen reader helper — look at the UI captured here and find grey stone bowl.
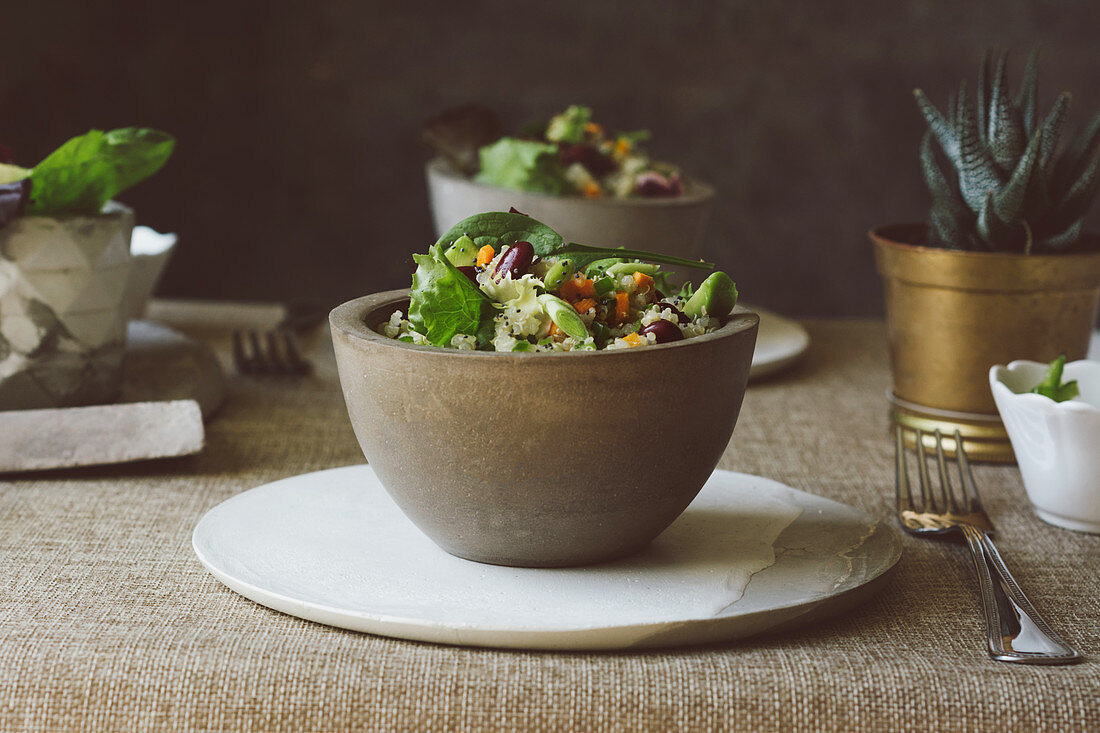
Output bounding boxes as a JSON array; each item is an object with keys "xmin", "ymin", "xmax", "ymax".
[
  {"xmin": 330, "ymin": 290, "xmax": 759, "ymax": 568},
  {"xmin": 426, "ymin": 159, "xmax": 715, "ymax": 259}
]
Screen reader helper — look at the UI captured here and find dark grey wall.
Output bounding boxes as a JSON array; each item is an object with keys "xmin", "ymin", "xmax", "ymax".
[{"xmin": 4, "ymin": 0, "xmax": 1098, "ymax": 316}]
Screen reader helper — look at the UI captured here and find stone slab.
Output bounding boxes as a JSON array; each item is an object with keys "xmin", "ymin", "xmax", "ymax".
[{"xmin": 0, "ymin": 399, "xmax": 203, "ymax": 472}]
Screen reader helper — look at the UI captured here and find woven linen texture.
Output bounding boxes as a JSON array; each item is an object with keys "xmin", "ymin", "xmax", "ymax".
[{"xmin": 2, "ymin": 317, "xmax": 1097, "ymax": 732}]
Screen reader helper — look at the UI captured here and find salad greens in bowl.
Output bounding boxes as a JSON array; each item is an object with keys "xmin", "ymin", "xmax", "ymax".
[
  {"xmin": 424, "ymin": 106, "xmax": 715, "ymax": 261},
  {"xmin": 329, "ymin": 211, "xmax": 758, "ymax": 567},
  {"xmin": 385, "ymin": 210, "xmax": 736, "ymax": 352},
  {"xmin": 425, "ymin": 105, "xmax": 685, "ymax": 200}
]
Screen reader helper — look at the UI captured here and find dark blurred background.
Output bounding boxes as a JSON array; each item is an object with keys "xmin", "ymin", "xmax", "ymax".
[{"xmin": 4, "ymin": 0, "xmax": 1098, "ymax": 316}]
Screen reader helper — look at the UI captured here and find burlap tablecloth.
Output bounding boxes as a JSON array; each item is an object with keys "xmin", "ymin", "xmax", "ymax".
[{"xmin": 2, "ymin": 305, "xmax": 1097, "ymax": 731}]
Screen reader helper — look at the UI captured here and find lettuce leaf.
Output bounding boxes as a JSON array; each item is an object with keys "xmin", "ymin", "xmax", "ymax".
[
  {"xmin": 28, "ymin": 127, "xmax": 175, "ymax": 215},
  {"xmin": 408, "ymin": 244, "xmax": 495, "ymax": 347},
  {"xmin": 475, "ymin": 138, "xmax": 565, "ymax": 194},
  {"xmin": 545, "ymin": 105, "xmax": 591, "ymax": 144}
]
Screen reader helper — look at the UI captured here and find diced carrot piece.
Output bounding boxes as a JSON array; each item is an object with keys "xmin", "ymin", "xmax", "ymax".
[
  {"xmin": 622, "ymin": 332, "xmax": 644, "ymax": 347},
  {"xmin": 614, "ymin": 138, "xmax": 631, "ymax": 156},
  {"xmin": 585, "ymin": 122, "xmax": 604, "ymax": 136},
  {"xmin": 476, "ymin": 245, "xmax": 495, "ymax": 267},
  {"xmin": 560, "ymin": 274, "xmax": 595, "ymax": 300},
  {"xmin": 575, "ymin": 277, "xmax": 596, "ymax": 298},
  {"xmin": 582, "ymin": 181, "xmax": 602, "ymax": 198},
  {"xmin": 573, "ymin": 298, "xmax": 597, "ymax": 314},
  {"xmin": 613, "ymin": 291, "xmax": 630, "ymax": 324},
  {"xmin": 558, "ymin": 278, "xmax": 580, "ymax": 300},
  {"xmin": 633, "ymin": 272, "xmax": 653, "ymax": 291},
  {"xmin": 547, "ymin": 321, "xmax": 560, "ymax": 337}
]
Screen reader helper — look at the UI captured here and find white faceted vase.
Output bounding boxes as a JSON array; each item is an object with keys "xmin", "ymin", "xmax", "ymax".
[{"xmin": 0, "ymin": 202, "xmax": 136, "ymax": 409}]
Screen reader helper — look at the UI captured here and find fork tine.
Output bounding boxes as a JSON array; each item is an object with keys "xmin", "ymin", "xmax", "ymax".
[
  {"xmin": 932, "ymin": 429, "xmax": 960, "ymax": 514},
  {"xmin": 915, "ymin": 428, "xmax": 935, "ymax": 511},
  {"xmin": 232, "ymin": 330, "xmax": 250, "ymax": 373},
  {"xmin": 954, "ymin": 429, "xmax": 982, "ymax": 512},
  {"xmin": 265, "ymin": 331, "xmax": 290, "ymax": 373},
  {"xmin": 248, "ymin": 330, "xmax": 270, "ymax": 373},
  {"xmin": 281, "ymin": 331, "xmax": 312, "ymax": 375},
  {"xmin": 895, "ymin": 425, "xmax": 913, "ymax": 511}
]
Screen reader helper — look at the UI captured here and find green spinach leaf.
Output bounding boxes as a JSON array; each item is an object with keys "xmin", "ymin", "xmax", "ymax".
[
  {"xmin": 435, "ymin": 211, "xmax": 563, "ymax": 254},
  {"xmin": 28, "ymin": 127, "xmax": 175, "ymax": 215},
  {"xmin": 552, "ymin": 242, "xmax": 714, "ymax": 270},
  {"xmin": 409, "ymin": 244, "xmax": 495, "ymax": 347}
]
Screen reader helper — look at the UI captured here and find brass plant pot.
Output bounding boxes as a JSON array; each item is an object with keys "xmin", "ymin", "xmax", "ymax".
[{"xmin": 871, "ymin": 224, "xmax": 1100, "ymax": 462}]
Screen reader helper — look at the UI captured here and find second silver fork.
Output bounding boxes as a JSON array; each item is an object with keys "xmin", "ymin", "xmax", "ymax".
[{"xmin": 896, "ymin": 426, "xmax": 1081, "ymax": 665}]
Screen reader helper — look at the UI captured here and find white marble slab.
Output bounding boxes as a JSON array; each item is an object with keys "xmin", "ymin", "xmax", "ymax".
[{"xmin": 193, "ymin": 465, "xmax": 900, "ymax": 650}]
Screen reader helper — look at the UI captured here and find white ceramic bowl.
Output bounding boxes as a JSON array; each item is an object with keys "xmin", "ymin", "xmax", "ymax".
[
  {"xmin": 124, "ymin": 225, "xmax": 178, "ymax": 319},
  {"xmin": 425, "ymin": 159, "xmax": 715, "ymax": 258},
  {"xmin": 990, "ymin": 360, "xmax": 1100, "ymax": 533}
]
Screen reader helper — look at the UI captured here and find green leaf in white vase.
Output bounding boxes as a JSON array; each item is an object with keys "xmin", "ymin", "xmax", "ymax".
[
  {"xmin": 1030, "ymin": 355, "xmax": 1080, "ymax": 402},
  {"xmin": 28, "ymin": 128, "xmax": 175, "ymax": 215}
]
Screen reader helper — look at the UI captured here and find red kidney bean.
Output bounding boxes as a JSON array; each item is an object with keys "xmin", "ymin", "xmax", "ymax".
[
  {"xmin": 456, "ymin": 266, "xmax": 478, "ymax": 283},
  {"xmin": 559, "ymin": 143, "xmax": 616, "ymax": 176},
  {"xmin": 639, "ymin": 319, "xmax": 684, "ymax": 343},
  {"xmin": 657, "ymin": 301, "xmax": 689, "ymax": 324},
  {"xmin": 492, "ymin": 240, "xmax": 534, "ymax": 281}
]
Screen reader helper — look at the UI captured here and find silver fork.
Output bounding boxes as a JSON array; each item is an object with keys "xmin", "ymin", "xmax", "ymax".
[
  {"xmin": 232, "ymin": 329, "xmax": 311, "ymax": 376},
  {"xmin": 895, "ymin": 426, "xmax": 1081, "ymax": 664}
]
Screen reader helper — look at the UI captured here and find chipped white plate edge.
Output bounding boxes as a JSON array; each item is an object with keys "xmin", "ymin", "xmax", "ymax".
[{"xmin": 193, "ymin": 465, "xmax": 900, "ymax": 650}]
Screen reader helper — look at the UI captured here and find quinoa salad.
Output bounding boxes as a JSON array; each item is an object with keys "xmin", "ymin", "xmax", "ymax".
[
  {"xmin": 380, "ymin": 210, "xmax": 737, "ymax": 352},
  {"xmin": 475, "ymin": 105, "xmax": 684, "ymax": 199}
]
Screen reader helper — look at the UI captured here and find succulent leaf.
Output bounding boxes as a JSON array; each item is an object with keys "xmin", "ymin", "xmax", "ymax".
[
  {"xmin": 985, "ymin": 53, "xmax": 1007, "ymax": 141},
  {"xmin": 921, "ymin": 131, "xmax": 971, "ymax": 247},
  {"xmin": 1016, "ymin": 47, "xmax": 1040, "ymax": 136},
  {"xmin": 1038, "ymin": 218, "xmax": 1083, "ymax": 251},
  {"xmin": 1067, "ymin": 111, "xmax": 1100, "ymax": 171},
  {"xmin": 930, "ymin": 208, "xmax": 966, "ymax": 249},
  {"xmin": 1023, "ymin": 92, "xmax": 1071, "ymax": 218},
  {"xmin": 955, "ymin": 83, "xmax": 1004, "ymax": 212},
  {"xmin": 913, "ymin": 89, "xmax": 960, "ymax": 163},
  {"xmin": 986, "ymin": 55, "xmax": 1027, "ymax": 173},
  {"xmin": 1053, "ymin": 149, "xmax": 1100, "ymax": 227},
  {"xmin": 978, "ymin": 191, "xmax": 1014, "ymax": 248},
  {"xmin": 993, "ymin": 122, "xmax": 1042, "ymax": 223},
  {"xmin": 1038, "ymin": 93, "xmax": 1071, "ymax": 177},
  {"xmin": 976, "ymin": 50, "xmax": 991, "ymax": 143},
  {"xmin": 1052, "ymin": 110, "xmax": 1100, "ymax": 199}
]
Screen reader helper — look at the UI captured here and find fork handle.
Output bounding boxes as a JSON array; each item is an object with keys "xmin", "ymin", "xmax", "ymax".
[{"xmin": 960, "ymin": 525, "xmax": 1081, "ymax": 664}]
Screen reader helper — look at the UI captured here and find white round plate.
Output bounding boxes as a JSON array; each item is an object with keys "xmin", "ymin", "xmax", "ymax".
[
  {"xmin": 747, "ymin": 305, "xmax": 810, "ymax": 380},
  {"xmin": 193, "ymin": 465, "xmax": 899, "ymax": 650}
]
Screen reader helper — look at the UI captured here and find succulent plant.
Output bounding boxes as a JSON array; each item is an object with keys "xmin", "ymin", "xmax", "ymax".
[{"xmin": 914, "ymin": 50, "xmax": 1100, "ymax": 253}]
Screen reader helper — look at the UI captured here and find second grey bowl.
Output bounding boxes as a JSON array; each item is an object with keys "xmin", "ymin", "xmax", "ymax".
[{"xmin": 426, "ymin": 158, "xmax": 715, "ymax": 259}]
